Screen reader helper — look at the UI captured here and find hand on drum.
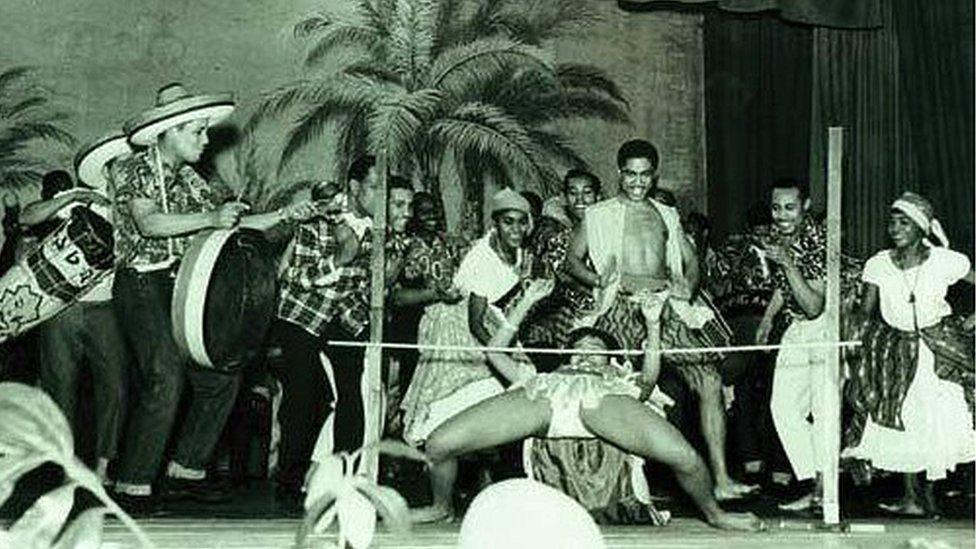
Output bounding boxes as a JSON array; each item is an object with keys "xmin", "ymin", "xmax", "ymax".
[
  {"xmin": 70, "ymin": 188, "xmax": 110, "ymax": 208},
  {"xmin": 212, "ymin": 201, "xmax": 250, "ymax": 229}
]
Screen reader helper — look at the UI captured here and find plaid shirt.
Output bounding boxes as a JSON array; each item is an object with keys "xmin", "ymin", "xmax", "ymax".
[
  {"xmin": 278, "ymin": 214, "xmax": 373, "ymax": 338},
  {"xmin": 110, "ymin": 150, "xmax": 217, "ymax": 269}
]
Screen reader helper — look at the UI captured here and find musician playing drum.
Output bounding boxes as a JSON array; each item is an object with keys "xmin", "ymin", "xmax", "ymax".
[
  {"xmin": 109, "ymin": 83, "xmax": 314, "ymax": 512},
  {"xmin": 20, "ymin": 152, "xmax": 129, "ymax": 484}
]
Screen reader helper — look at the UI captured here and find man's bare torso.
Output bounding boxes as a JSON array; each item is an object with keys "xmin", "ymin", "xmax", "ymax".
[{"xmin": 619, "ymin": 199, "xmax": 669, "ymax": 293}]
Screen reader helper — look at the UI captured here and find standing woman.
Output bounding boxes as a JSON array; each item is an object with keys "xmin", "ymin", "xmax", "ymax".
[
  {"xmin": 844, "ymin": 192, "xmax": 975, "ymax": 517},
  {"xmin": 403, "ymin": 188, "xmax": 536, "ymax": 522}
]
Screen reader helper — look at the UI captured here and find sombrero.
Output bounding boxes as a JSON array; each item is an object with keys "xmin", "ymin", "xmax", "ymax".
[
  {"xmin": 73, "ymin": 132, "xmax": 132, "ymax": 191},
  {"xmin": 124, "ymin": 83, "xmax": 235, "ymax": 146}
]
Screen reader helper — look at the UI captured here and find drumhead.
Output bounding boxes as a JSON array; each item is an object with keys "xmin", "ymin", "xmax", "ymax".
[{"xmin": 172, "ymin": 228, "xmax": 278, "ymax": 372}]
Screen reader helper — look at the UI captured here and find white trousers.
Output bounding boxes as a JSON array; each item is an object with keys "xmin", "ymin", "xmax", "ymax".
[{"xmin": 770, "ymin": 315, "xmax": 827, "ymax": 481}]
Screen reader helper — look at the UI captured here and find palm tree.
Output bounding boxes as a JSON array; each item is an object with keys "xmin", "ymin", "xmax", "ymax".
[
  {"xmin": 250, "ymin": 0, "xmax": 629, "ymax": 227},
  {"xmin": 0, "ymin": 67, "xmax": 74, "ymax": 192}
]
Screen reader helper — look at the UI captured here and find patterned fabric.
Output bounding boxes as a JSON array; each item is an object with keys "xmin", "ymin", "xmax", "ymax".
[
  {"xmin": 399, "ymin": 232, "xmax": 469, "ymax": 291},
  {"xmin": 845, "ymin": 315, "xmax": 975, "ymax": 447},
  {"xmin": 595, "ymin": 294, "xmax": 729, "ymax": 365},
  {"xmin": 110, "ymin": 149, "xmax": 218, "ymax": 269},
  {"xmin": 753, "ymin": 217, "xmax": 827, "ymax": 320},
  {"xmin": 277, "ymin": 216, "xmax": 372, "ymax": 338},
  {"xmin": 523, "ymin": 216, "xmax": 596, "ymax": 348}
]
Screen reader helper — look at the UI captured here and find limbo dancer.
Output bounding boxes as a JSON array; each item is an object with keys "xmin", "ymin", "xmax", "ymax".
[
  {"xmin": 110, "ymin": 83, "xmax": 312, "ymax": 511},
  {"xmin": 522, "ymin": 168, "xmax": 663, "ymax": 522},
  {"xmin": 753, "ymin": 179, "xmax": 828, "ymax": 512},
  {"xmin": 566, "ymin": 139, "xmax": 755, "ymax": 500},
  {"xmin": 843, "ymin": 192, "xmax": 975, "ymax": 517},
  {"xmin": 424, "ymin": 278, "xmax": 764, "ymax": 532}
]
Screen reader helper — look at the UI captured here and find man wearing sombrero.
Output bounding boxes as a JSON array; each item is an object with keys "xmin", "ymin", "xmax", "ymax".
[
  {"xmin": 110, "ymin": 83, "xmax": 313, "ymax": 510},
  {"xmin": 19, "ymin": 133, "xmax": 132, "ymax": 486}
]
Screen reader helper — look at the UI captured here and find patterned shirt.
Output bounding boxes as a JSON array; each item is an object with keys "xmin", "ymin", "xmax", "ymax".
[
  {"xmin": 110, "ymin": 150, "xmax": 217, "ymax": 269},
  {"xmin": 399, "ymin": 232, "xmax": 469, "ymax": 291},
  {"xmin": 278, "ymin": 214, "xmax": 372, "ymax": 338},
  {"xmin": 761, "ymin": 216, "xmax": 828, "ymax": 319}
]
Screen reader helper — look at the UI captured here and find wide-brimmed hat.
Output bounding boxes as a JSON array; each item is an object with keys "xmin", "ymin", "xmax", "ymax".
[
  {"xmin": 74, "ymin": 132, "xmax": 132, "ymax": 191},
  {"xmin": 124, "ymin": 83, "xmax": 235, "ymax": 146}
]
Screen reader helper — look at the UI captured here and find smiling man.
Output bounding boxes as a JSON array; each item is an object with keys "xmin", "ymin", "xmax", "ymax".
[
  {"xmin": 754, "ymin": 178, "xmax": 828, "ymax": 512},
  {"xmin": 566, "ymin": 139, "xmax": 756, "ymax": 501}
]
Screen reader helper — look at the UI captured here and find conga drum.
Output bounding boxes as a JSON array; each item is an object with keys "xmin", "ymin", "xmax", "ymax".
[
  {"xmin": 0, "ymin": 207, "xmax": 114, "ymax": 342},
  {"xmin": 172, "ymin": 228, "xmax": 278, "ymax": 372}
]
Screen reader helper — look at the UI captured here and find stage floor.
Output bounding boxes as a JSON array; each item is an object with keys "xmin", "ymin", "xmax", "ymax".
[{"xmin": 100, "ymin": 518, "xmax": 974, "ymax": 548}]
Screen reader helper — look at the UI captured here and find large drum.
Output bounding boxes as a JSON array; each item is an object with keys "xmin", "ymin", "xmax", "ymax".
[
  {"xmin": 0, "ymin": 207, "xmax": 114, "ymax": 343},
  {"xmin": 172, "ymin": 228, "xmax": 278, "ymax": 372}
]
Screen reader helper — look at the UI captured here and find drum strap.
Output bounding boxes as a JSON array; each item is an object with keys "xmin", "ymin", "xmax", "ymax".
[{"xmin": 151, "ymin": 145, "xmax": 176, "ymax": 264}]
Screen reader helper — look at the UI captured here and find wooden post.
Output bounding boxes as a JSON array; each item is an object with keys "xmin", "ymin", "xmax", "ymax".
[
  {"xmin": 362, "ymin": 154, "xmax": 387, "ymax": 482},
  {"xmin": 821, "ymin": 127, "xmax": 843, "ymax": 525}
]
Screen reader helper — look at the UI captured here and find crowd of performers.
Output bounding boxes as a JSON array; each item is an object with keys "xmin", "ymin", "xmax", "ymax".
[{"xmin": 0, "ymin": 83, "xmax": 973, "ymax": 530}]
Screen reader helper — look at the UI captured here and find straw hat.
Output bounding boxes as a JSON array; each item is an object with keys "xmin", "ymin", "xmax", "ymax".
[
  {"xmin": 124, "ymin": 83, "xmax": 235, "ymax": 146},
  {"xmin": 74, "ymin": 132, "xmax": 132, "ymax": 191}
]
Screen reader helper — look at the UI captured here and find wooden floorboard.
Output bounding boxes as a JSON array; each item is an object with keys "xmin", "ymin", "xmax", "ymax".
[{"xmin": 100, "ymin": 518, "xmax": 975, "ymax": 548}]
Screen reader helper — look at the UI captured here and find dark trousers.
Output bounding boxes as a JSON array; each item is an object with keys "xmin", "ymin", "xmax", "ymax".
[
  {"xmin": 113, "ymin": 268, "xmax": 240, "ymax": 486},
  {"xmin": 275, "ymin": 319, "xmax": 365, "ymax": 488},
  {"xmin": 38, "ymin": 299, "xmax": 128, "ymax": 460}
]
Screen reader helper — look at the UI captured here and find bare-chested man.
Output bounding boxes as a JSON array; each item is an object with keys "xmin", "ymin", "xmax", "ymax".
[{"xmin": 566, "ymin": 139, "xmax": 756, "ymax": 500}]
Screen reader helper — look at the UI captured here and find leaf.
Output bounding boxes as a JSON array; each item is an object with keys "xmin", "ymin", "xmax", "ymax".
[
  {"xmin": 426, "ymin": 37, "xmax": 553, "ymax": 93},
  {"xmin": 0, "ymin": 383, "xmax": 74, "ymax": 458},
  {"xmin": 353, "ymin": 481, "xmax": 410, "ymax": 534},
  {"xmin": 0, "ymin": 454, "xmax": 48, "ymax": 509},
  {"xmin": 53, "ymin": 507, "xmax": 108, "ymax": 549},
  {"xmin": 337, "ymin": 489, "xmax": 376, "ymax": 549},
  {"xmin": 305, "ymin": 454, "xmax": 345, "ymax": 509},
  {"xmin": 8, "ymin": 482, "xmax": 77, "ymax": 547}
]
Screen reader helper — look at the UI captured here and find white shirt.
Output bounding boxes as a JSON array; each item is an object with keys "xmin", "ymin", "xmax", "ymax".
[{"xmin": 863, "ymin": 247, "xmax": 970, "ymax": 331}]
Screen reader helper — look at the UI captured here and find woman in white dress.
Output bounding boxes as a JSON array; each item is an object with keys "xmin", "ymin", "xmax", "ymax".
[
  {"xmin": 844, "ymin": 192, "xmax": 975, "ymax": 517},
  {"xmin": 405, "ymin": 188, "xmax": 536, "ymax": 522}
]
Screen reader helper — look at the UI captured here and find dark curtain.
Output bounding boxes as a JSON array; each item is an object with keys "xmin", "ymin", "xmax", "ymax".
[
  {"xmin": 811, "ymin": 0, "xmax": 974, "ymax": 257},
  {"xmin": 620, "ymin": 0, "xmax": 881, "ymax": 29},
  {"xmin": 703, "ymin": 13, "xmax": 812, "ymax": 239},
  {"xmin": 892, "ymin": 0, "xmax": 974, "ymax": 257}
]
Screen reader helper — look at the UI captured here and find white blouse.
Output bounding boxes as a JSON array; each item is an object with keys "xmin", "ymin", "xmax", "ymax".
[{"xmin": 862, "ymin": 247, "xmax": 970, "ymax": 331}]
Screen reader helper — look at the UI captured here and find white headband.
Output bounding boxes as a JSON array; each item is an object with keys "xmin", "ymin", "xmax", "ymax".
[{"xmin": 892, "ymin": 199, "xmax": 949, "ymax": 247}]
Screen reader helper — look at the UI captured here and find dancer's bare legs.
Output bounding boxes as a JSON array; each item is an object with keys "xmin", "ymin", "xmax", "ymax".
[
  {"xmin": 415, "ymin": 390, "xmax": 551, "ymax": 521},
  {"xmin": 579, "ymin": 395, "xmax": 764, "ymax": 531}
]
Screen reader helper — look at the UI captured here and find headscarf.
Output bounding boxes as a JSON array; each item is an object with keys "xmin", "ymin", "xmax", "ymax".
[
  {"xmin": 489, "ymin": 188, "xmax": 534, "ymax": 235},
  {"xmin": 891, "ymin": 191, "xmax": 950, "ymax": 247}
]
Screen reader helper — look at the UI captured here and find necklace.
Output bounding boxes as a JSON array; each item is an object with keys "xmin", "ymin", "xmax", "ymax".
[{"xmin": 892, "ymin": 247, "xmax": 928, "ymax": 304}]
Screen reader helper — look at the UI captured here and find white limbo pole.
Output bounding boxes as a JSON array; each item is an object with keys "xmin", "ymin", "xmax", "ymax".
[{"xmin": 821, "ymin": 126, "xmax": 844, "ymax": 525}]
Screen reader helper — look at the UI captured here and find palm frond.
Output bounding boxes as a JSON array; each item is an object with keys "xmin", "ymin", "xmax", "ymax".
[
  {"xmin": 304, "ymin": 24, "xmax": 382, "ymax": 67},
  {"xmin": 0, "ymin": 168, "xmax": 45, "ymax": 190},
  {"xmin": 556, "ymin": 63, "xmax": 629, "ymax": 106},
  {"xmin": 246, "ymin": 80, "xmax": 343, "ymax": 132},
  {"xmin": 388, "ymin": 0, "xmax": 437, "ymax": 88},
  {"xmin": 493, "ymin": 0, "xmax": 600, "ymax": 44},
  {"xmin": 367, "ymin": 88, "xmax": 442, "ymax": 170},
  {"xmin": 448, "ymin": 0, "xmax": 508, "ymax": 46},
  {"xmin": 431, "ymin": 0, "xmax": 465, "ymax": 54},
  {"xmin": 527, "ymin": 91, "xmax": 631, "ymax": 125},
  {"xmin": 527, "ymin": 129, "xmax": 591, "ymax": 172},
  {"xmin": 0, "ymin": 67, "xmax": 33, "ymax": 97},
  {"xmin": 343, "ymin": 61, "xmax": 401, "ymax": 83},
  {"xmin": 294, "ymin": 14, "xmax": 334, "ymax": 39},
  {"xmin": 0, "ymin": 96, "xmax": 48, "ymax": 120},
  {"xmin": 358, "ymin": 0, "xmax": 399, "ymax": 38},
  {"xmin": 333, "ymin": 106, "xmax": 370, "ymax": 180},
  {"xmin": 426, "ymin": 37, "xmax": 553, "ymax": 94},
  {"xmin": 431, "ymin": 102, "xmax": 543, "ymax": 187},
  {"xmin": 0, "ymin": 121, "xmax": 75, "ymax": 147},
  {"xmin": 277, "ymin": 76, "xmax": 391, "ymax": 170}
]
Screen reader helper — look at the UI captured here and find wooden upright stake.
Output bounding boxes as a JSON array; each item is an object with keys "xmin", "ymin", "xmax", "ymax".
[
  {"xmin": 821, "ymin": 127, "xmax": 843, "ymax": 525},
  {"xmin": 362, "ymin": 154, "xmax": 387, "ymax": 482}
]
